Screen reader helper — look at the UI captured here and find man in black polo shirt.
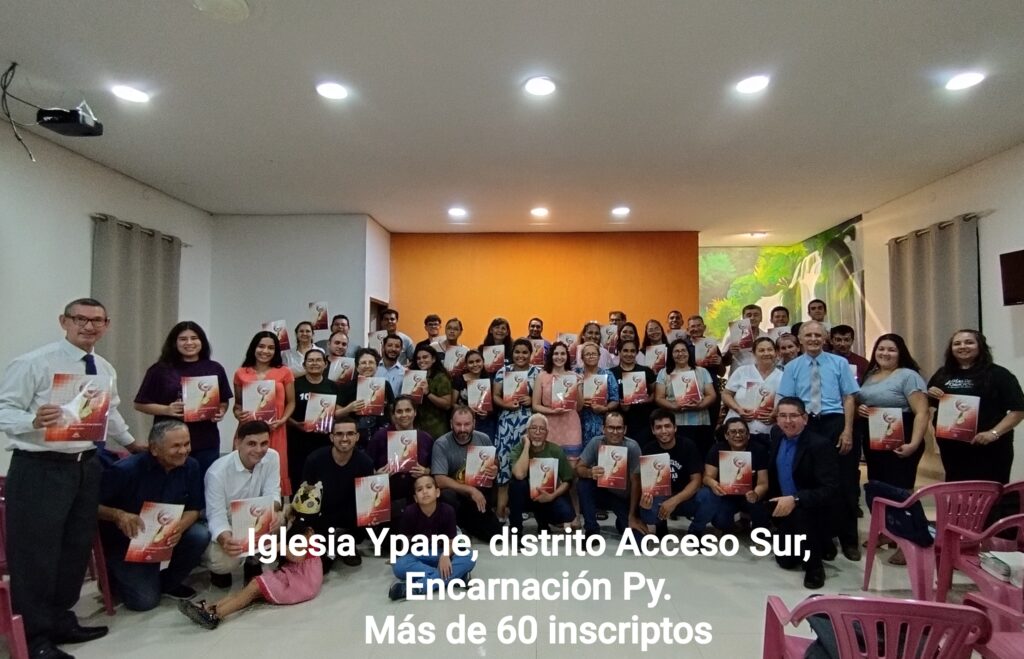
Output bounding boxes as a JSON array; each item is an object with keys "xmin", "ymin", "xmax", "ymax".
[{"xmin": 636, "ymin": 409, "xmax": 703, "ymax": 537}]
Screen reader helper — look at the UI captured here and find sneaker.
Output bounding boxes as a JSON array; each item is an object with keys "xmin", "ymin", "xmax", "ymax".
[
  {"xmin": 162, "ymin": 584, "xmax": 197, "ymax": 601},
  {"xmin": 341, "ymin": 552, "xmax": 363, "ymax": 567},
  {"xmin": 178, "ymin": 599, "xmax": 220, "ymax": 630},
  {"xmin": 388, "ymin": 581, "xmax": 407, "ymax": 601},
  {"xmin": 209, "ymin": 572, "xmax": 232, "ymax": 589}
]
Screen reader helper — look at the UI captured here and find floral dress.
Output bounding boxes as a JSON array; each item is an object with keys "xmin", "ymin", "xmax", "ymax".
[
  {"xmin": 575, "ymin": 366, "xmax": 621, "ymax": 449},
  {"xmin": 493, "ymin": 365, "xmax": 539, "ymax": 485}
]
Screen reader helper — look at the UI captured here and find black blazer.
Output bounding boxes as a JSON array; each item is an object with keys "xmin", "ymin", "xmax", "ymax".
[{"xmin": 767, "ymin": 426, "xmax": 839, "ymax": 510}]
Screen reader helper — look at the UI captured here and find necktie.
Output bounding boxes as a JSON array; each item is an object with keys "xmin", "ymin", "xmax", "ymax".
[
  {"xmin": 82, "ymin": 354, "xmax": 104, "ymax": 449},
  {"xmin": 809, "ymin": 358, "xmax": 821, "ymax": 415}
]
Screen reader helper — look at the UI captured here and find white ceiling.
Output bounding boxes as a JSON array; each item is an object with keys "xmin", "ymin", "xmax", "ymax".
[{"xmin": 3, "ymin": 1, "xmax": 1024, "ymax": 245}]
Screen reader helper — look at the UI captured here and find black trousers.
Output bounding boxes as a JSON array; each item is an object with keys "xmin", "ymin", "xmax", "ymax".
[
  {"xmin": 773, "ymin": 506, "xmax": 827, "ymax": 573},
  {"xmin": 440, "ymin": 487, "xmax": 500, "ymax": 541},
  {"xmin": 6, "ymin": 450, "xmax": 101, "ymax": 643},
  {"xmin": 856, "ymin": 413, "xmax": 924, "ymax": 490},
  {"xmin": 807, "ymin": 413, "xmax": 859, "ymax": 547}
]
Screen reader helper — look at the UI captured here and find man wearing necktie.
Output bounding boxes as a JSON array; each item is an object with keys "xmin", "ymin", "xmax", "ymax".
[
  {"xmin": 777, "ymin": 320, "xmax": 861, "ymax": 562},
  {"xmin": 0, "ymin": 299, "xmax": 143, "ymax": 659}
]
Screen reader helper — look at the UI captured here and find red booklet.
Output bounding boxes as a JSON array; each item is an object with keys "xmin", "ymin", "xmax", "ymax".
[
  {"xmin": 309, "ymin": 301, "xmax": 329, "ymax": 330},
  {"xmin": 242, "ymin": 380, "xmax": 277, "ymax": 422},
  {"xmin": 529, "ymin": 457, "xmax": 559, "ymax": 499},
  {"xmin": 729, "ymin": 319, "xmax": 754, "ymax": 351},
  {"xmin": 597, "ymin": 444, "xmax": 629, "ymax": 490},
  {"xmin": 640, "ymin": 453, "xmax": 671, "ymax": 497},
  {"xmin": 465, "ymin": 446, "xmax": 496, "ymax": 487},
  {"xmin": 303, "ymin": 393, "xmax": 336, "ymax": 433},
  {"xmin": 645, "ymin": 345, "xmax": 668, "ymax": 372},
  {"xmin": 181, "ymin": 375, "xmax": 220, "ymax": 423},
  {"xmin": 124, "ymin": 502, "xmax": 184, "ymax": 563},
  {"xmin": 357, "ymin": 376, "xmax": 387, "ymax": 416},
  {"xmin": 621, "ymin": 371, "xmax": 650, "ymax": 405},
  {"xmin": 557, "ymin": 333, "xmax": 579, "ymax": 362},
  {"xmin": 467, "ymin": 379, "xmax": 493, "ymax": 413},
  {"xmin": 935, "ymin": 394, "xmax": 980, "ymax": 441},
  {"xmin": 328, "ymin": 356, "xmax": 355, "ymax": 385},
  {"xmin": 482, "ymin": 345, "xmax": 505, "ymax": 374},
  {"xmin": 868, "ymin": 407, "xmax": 905, "ymax": 450},
  {"xmin": 666, "ymin": 329, "xmax": 688, "ymax": 344},
  {"xmin": 670, "ymin": 370, "xmax": 702, "ymax": 406},
  {"xmin": 444, "ymin": 346, "xmax": 469, "ymax": 377},
  {"xmin": 583, "ymin": 373, "xmax": 609, "ymax": 407},
  {"xmin": 719, "ymin": 450, "xmax": 753, "ymax": 495},
  {"xmin": 736, "ymin": 380, "xmax": 776, "ymax": 417},
  {"xmin": 551, "ymin": 373, "xmax": 579, "ymax": 411},
  {"xmin": 502, "ymin": 370, "xmax": 530, "ymax": 402},
  {"xmin": 600, "ymin": 324, "xmax": 619, "ymax": 352},
  {"xmin": 693, "ymin": 339, "xmax": 719, "ymax": 366},
  {"xmin": 767, "ymin": 326, "xmax": 791, "ymax": 341},
  {"xmin": 230, "ymin": 496, "xmax": 276, "ymax": 551},
  {"xmin": 367, "ymin": 330, "xmax": 389, "ymax": 356},
  {"xmin": 401, "ymin": 370, "xmax": 428, "ymax": 403},
  {"xmin": 355, "ymin": 475, "xmax": 391, "ymax": 526},
  {"xmin": 387, "ymin": 430, "xmax": 418, "ymax": 473},
  {"xmin": 529, "ymin": 339, "xmax": 546, "ymax": 366},
  {"xmin": 44, "ymin": 374, "xmax": 112, "ymax": 442},
  {"xmin": 262, "ymin": 319, "xmax": 291, "ymax": 351}
]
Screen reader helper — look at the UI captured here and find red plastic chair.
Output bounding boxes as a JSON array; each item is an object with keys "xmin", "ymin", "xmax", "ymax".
[
  {"xmin": 863, "ymin": 480, "xmax": 1002, "ymax": 600},
  {"xmin": 763, "ymin": 594, "xmax": 991, "ymax": 658},
  {"xmin": 963, "ymin": 593, "xmax": 1024, "ymax": 658},
  {"xmin": 0, "ymin": 581, "xmax": 28, "ymax": 659},
  {"xmin": 936, "ymin": 513, "xmax": 1024, "ymax": 606},
  {"xmin": 1002, "ymin": 481, "xmax": 1024, "ymax": 516}
]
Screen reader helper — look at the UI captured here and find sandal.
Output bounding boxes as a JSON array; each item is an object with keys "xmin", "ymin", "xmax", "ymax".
[
  {"xmin": 887, "ymin": 549, "xmax": 907, "ymax": 566},
  {"xmin": 178, "ymin": 599, "xmax": 221, "ymax": 630}
]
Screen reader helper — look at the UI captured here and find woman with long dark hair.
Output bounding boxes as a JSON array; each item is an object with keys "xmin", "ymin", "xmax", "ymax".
[
  {"xmin": 654, "ymin": 338, "xmax": 717, "ymax": 456},
  {"xmin": 412, "ymin": 345, "xmax": 453, "ymax": 439}
]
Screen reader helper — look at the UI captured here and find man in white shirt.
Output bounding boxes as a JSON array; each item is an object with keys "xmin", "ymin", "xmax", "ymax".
[
  {"xmin": 0, "ymin": 298, "xmax": 142, "ymax": 659},
  {"xmin": 204, "ymin": 420, "xmax": 283, "ymax": 588}
]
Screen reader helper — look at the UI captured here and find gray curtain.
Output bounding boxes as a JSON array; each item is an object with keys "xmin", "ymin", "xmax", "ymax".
[
  {"xmin": 888, "ymin": 214, "xmax": 980, "ymax": 380},
  {"xmin": 91, "ymin": 214, "xmax": 181, "ymax": 440}
]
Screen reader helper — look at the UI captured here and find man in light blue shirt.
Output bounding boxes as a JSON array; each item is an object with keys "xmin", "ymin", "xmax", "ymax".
[{"xmin": 376, "ymin": 334, "xmax": 407, "ymax": 396}]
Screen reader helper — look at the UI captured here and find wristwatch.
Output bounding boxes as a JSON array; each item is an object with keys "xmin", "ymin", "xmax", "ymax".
[
  {"xmin": 989, "ymin": 430, "xmax": 1000, "ymax": 439},
  {"xmin": 792, "ymin": 496, "xmax": 800, "ymax": 507}
]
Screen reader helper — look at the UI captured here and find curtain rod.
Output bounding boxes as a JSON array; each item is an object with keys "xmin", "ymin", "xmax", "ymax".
[
  {"xmin": 91, "ymin": 213, "xmax": 192, "ymax": 248},
  {"xmin": 891, "ymin": 213, "xmax": 978, "ymax": 244}
]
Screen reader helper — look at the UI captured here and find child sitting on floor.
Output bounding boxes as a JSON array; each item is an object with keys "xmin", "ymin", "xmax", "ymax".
[{"xmin": 179, "ymin": 481, "xmax": 324, "ymax": 629}]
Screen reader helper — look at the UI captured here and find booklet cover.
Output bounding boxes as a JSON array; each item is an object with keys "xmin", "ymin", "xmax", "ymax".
[
  {"xmin": 181, "ymin": 375, "xmax": 220, "ymax": 423},
  {"xmin": 242, "ymin": 380, "xmax": 277, "ymax": 422},
  {"xmin": 482, "ymin": 345, "xmax": 505, "ymax": 374},
  {"xmin": 357, "ymin": 376, "xmax": 387, "ymax": 416},
  {"xmin": 387, "ymin": 430, "xmax": 418, "ymax": 473},
  {"xmin": 767, "ymin": 326, "xmax": 791, "ymax": 341},
  {"xmin": 303, "ymin": 393, "xmax": 336, "ymax": 433},
  {"xmin": 583, "ymin": 373, "xmax": 609, "ymax": 407},
  {"xmin": 693, "ymin": 339, "xmax": 719, "ymax": 366},
  {"xmin": 867, "ymin": 407, "xmax": 905, "ymax": 450},
  {"xmin": 444, "ymin": 346, "xmax": 469, "ymax": 377},
  {"xmin": 262, "ymin": 319, "xmax": 291, "ymax": 351},
  {"xmin": 124, "ymin": 502, "xmax": 184, "ymax": 563},
  {"xmin": 465, "ymin": 446, "xmax": 496, "ymax": 487},
  {"xmin": 230, "ymin": 496, "xmax": 276, "ymax": 551},
  {"xmin": 644, "ymin": 345, "xmax": 668, "ymax": 373},
  {"xmin": 328, "ymin": 356, "xmax": 355, "ymax": 385},
  {"xmin": 309, "ymin": 302, "xmax": 329, "ymax": 330},
  {"xmin": 467, "ymin": 379, "xmax": 493, "ymax": 413},
  {"xmin": 597, "ymin": 444, "xmax": 629, "ymax": 490},
  {"xmin": 529, "ymin": 457, "xmax": 559, "ymax": 499},
  {"xmin": 666, "ymin": 329, "xmax": 688, "ymax": 344},
  {"xmin": 600, "ymin": 324, "xmax": 619, "ymax": 352},
  {"xmin": 401, "ymin": 370, "xmax": 428, "ymax": 403},
  {"xmin": 557, "ymin": 333, "xmax": 579, "ymax": 361},
  {"xmin": 640, "ymin": 453, "xmax": 671, "ymax": 497},
  {"xmin": 621, "ymin": 371, "xmax": 650, "ymax": 405},
  {"xmin": 935, "ymin": 394, "xmax": 981, "ymax": 441},
  {"xmin": 736, "ymin": 380, "xmax": 776, "ymax": 417},
  {"xmin": 45, "ymin": 374, "xmax": 113, "ymax": 442},
  {"xmin": 719, "ymin": 450, "xmax": 753, "ymax": 495},
  {"xmin": 729, "ymin": 319, "xmax": 754, "ymax": 351},
  {"xmin": 355, "ymin": 475, "xmax": 391, "ymax": 526},
  {"xmin": 529, "ymin": 339, "xmax": 546, "ymax": 366},
  {"xmin": 670, "ymin": 370, "xmax": 702, "ymax": 406},
  {"xmin": 367, "ymin": 329, "xmax": 389, "ymax": 356},
  {"xmin": 551, "ymin": 373, "xmax": 580, "ymax": 411},
  {"xmin": 502, "ymin": 370, "xmax": 530, "ymax": 402}
]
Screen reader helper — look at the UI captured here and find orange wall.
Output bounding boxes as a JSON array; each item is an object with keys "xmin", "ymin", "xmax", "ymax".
[{"xmin": 390, "ymin": 232, "xmax": 699, "ymax": 345}]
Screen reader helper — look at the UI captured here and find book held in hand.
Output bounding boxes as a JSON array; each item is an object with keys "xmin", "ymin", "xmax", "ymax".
[
  {"xmin": 644, "ymin": 345, "xmax": 668, "ymax": 373},
  {"xmin": 669, "ymin": 370, "xmax": 702, "ymax": 406},
  {"xmin": 482, "ymin": 345, "xmax": 505, "ymax": 374},
  {"xmin": 262, "ymin": 319, "xmax": 291, "ymax": 351},
  {"xmin": 45, "ymin": 373, "xmax": 113, "ymax": 442},
  {"xmin": 502, "ymin": 370, "xmax": 530, "ymax": 402},
  {"xmin": 309, "ymin": 301, "xmax": 329, "ymax": 330},
  {"xmin": 640, "ymin": 453, "xmax": 671, "ymax": 497},
  {"xmin": 867, "ymin": 407, "xmax": 905, "ymax": 450},
  {"xmin": 328, "ymin": 356, "xmax": 355, "ymax": 385},
  {"xmin": 529, "ymin": 457, "xmax": 559, "ymax": 499},
  {"xmin": 181, "ymin": 375, "xmax": 220, "ymax": 423},
  {"xmin": 583, "ymin": 373, "xmax": 609, "ymax": 407},
  {"xmin": 124, "ymin": 502, "xmax": 185, "ymax": 563},
  {"xmin": 444, "ymin": 346, "xmax": 469, "ymax": 377},
  {"xmin": 387, "ymin": 430, "xmax": 418, "ymax": 473},
  {"xmin": 551, "ymin": 373, "xmax": 579, "ymax": 411},
  {"xmin": 556, "ymin": 333, "xmax": 579, "ymax": 362},
  {"xmin": 357, "ymin": 376, "xmax": 387, "ymax": 416},
  {"xmin": 736, "ymin": 379, "xmax": 776, "ymax": 417},
  {"xmin": 767, "ymin": 326, "xmax": 791, "ymax": 341},
  {"xmin": 729, "ymin": 318, "xmax": 754, "ymax": 351},
  {"xmin": 529, "ymin": 339, "xmax": 546, "ymax": 366},
  {"xmin": 597, "ymin": 444, "xmax": 629, "ymax": 490},
  {"xmin": 355, "ymin": 475, "xmax": 391, "ymax": 526},
  {"xmin": 935, "ymin": 394, "xmax": 981, "ymax": 441},
  {"xmin": 693, "ymin": 339, "xmax": 719, "ymax": 366},
  {"xmin": 719, "ymin": 450, "xmax": 753, "ymax": 495},
  {"xmin": 230, "ymin": 496, "xmax": 276, "ymax": 551},
  {"xmin": 367, "ymin": 330, "xmax": 389, "ymax": 356},
  {"xmin": 465, "ymin": 446, "xmax": 496, "ymax": 487},
  {"xmin": 666, "ymin": 329, "xmax": 688, "ymax": 344},
  {"xmin": 621, "ymin": 371, "xmax": 649, "ymax": 405},
  {"xmin": 303, "ymin": 393, "xmax": 336, "ymax": 433},
  {"xmin": 600, "ymin": 324, "xmax": 619, "ymax": 352},
  {"xmin": 467, "ymin": 379, "xmax": 493, "ymax": 413},
  {"xmin": 401, "ymin": 370, "xmax": 428, "ymax": 403},
  {"xmin": 242, "ymin": 380, "xmax": 277, "ymax": 422}
]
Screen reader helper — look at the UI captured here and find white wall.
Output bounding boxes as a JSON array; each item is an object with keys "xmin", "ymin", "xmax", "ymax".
[
  {"xmin": 364, "ymin": 217, "xmax": 391, "ymax": 329},
  {"xmin": 861, "ymin": 140, "xmax": 1024, "ymax": 479},
  {"xmin": 0, "ymin": 133, "xmax": 213, "ymax": 472}
]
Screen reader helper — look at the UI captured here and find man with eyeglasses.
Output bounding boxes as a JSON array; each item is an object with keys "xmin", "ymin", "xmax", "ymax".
[
  {"xmin": 690, "ymin": 418, "xmax": 770, "ymax": 536},
  {"xmin": 301, "ymin": 417, "xmax": 374, "ymax": 573},
  {"xmin": 576, "ymin": 411, "xmax": 645, "ymax": 537},
  {"xmin": 508, "ymin": 414, "xmax": 575, "ymax": 534},
  {"xmin": 0, "ymin": 298, "xmax": 144, "ymax": 658}
]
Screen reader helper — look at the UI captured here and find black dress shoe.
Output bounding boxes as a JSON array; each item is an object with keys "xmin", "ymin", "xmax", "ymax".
[
  {"xmin": 842, "ymin": 544, "xmax": 862, "ymax": 561},
  {"xmin": 209, "ymin": 571, "xmax": 232, "ymax": 589},
  {"xmin": 51, "ymin": 622, "xmax": 108, "ymax": 644},
  {"xmin": 30, "ymin": 639, "xmax": 75, "ymax": 658},
  {"xmin": 803, "ymin": 567, "xmax": 826, "ymax": 589},
  {"xmin": 822, "ymin": 543, "xmax": 838, "ymax": 561}
]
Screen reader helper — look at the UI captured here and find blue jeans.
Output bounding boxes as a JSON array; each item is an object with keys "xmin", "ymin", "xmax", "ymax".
[
  {"xmin": 508, "ymin": 478, "xmax": 575, "ymax": 531},
  {"xmin": 106, "ymin": 522, "xmax": 210, "ymax": 611},
  {"xmin": 393, "ymin": 552, "xmax": 476, "ymax": 589},
  {"xmin": 638, "ymin": 493, "xmax": 700, "ymax": 536},
  {"xmin": 689, "ymin": 486, "xmax": 770, "ymax": 533},
  {"xmin": 578, "ymin": 478, "xmax": 630, "ymax": 534}
]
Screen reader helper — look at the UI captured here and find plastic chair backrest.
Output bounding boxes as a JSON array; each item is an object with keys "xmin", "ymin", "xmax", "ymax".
[{"xmin": 929, "ymin": 481, "xmax": 1002, "ymax": 546}]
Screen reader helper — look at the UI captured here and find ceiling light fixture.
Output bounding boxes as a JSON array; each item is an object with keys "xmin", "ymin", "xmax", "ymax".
[
  {"xmin": 611, "ymin": 206, "xmax": 630, "ymax": 218},
  {"xmin": 448, "ymin": 207, "xmax": 468, "ymax": 220},
  {"xmin": 110, "ymin": 85, "xmax": 150, "ymax": 103},
  {"xmin": 735, "ymin": 75, "xmax": 770, "ymax": 94},
  {"xmin": 524, "ymin": 77, "xmax": 556, "ymax": 96},
  {"xmin": 192, "ymin": 0, "xmax": 251, "ymax": 23},
  {"xmin": 945, "ymin": 72, "xmax": 985, "ymax": 91},
  {"xmin": 316, "ymin": 82, "xmax": 349, "ymax": 100},
  {"xmin": 530, "ymin": 207, "xmax": 549, "ymax": 219},
  {"xmin": 749, "ymin": 232, "xmax": 768, "ymax": 238}
]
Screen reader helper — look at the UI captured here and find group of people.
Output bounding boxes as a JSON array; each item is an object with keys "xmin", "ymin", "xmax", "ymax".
[{"xmin": 1, "ymin": 298, "xmax": 1022, "ymax": 658}]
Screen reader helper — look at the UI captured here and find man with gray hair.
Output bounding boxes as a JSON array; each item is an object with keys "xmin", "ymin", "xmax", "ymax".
[
  {"xmin": 98, "ymin": 419, "xmax": 209, "ymax": 611},
  {"xmin": 508, "ymin": 413, "xmax": 575, "ymax": 533}
]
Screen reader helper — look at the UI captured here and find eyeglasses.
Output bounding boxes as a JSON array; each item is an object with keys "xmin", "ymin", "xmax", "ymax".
[
  {"xmin": 725, "ymin": 429, "xmax": 749, "ymax": 436},
  {"xmin": 66, "ymin": 315, "xmax": 109, "ymax": 328},
  {"xmin": 527, "ymin": 426, "xmax": 546, "ymax": 432},
  {"xmin": 776, "ymin": 413, "xmax": 805, "ymax": 420}
]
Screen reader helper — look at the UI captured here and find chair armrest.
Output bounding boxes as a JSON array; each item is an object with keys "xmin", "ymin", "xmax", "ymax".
[
  {"xmin": 963, "ymin": 593, "xmax": 1024, "ymax": 627},
  {"xmin": 766, "ymin": 596, "xmax": 794, "ymax": 626}
]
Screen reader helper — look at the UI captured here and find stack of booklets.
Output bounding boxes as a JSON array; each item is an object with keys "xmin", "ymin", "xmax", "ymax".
[{"xmin": 979, "ymin": 551, "xmax": 1024, "ymax": 587}]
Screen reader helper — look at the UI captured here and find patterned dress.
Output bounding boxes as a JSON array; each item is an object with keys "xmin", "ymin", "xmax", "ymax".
[
  {"xmin": 493, "ymin": 365, "xmax": 539, "ymax": 485},
  {"xmin": 575, "ymin": 366, "xmax": 621, "ymax": 449}
]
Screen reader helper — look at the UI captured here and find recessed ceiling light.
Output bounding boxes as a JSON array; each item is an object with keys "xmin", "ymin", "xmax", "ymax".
[
  {"xmin": 735, "ymin": 75, "xmax": 770, "ymax": 94},
  {"xmin": 524, "ymin": 77, "xmax": 556, "ymax": 96},
  {"xmin": 316, "ymin": 82, "xmax": 349, "ymax": 100},
  {"xmin": 530, "ymin": 207, "xmax": 549, "ymax": 219},
  {"xmin": 611, "ymin": 206, "xmax": 630, "ymax": 218},
  {"xmin": 448, "ymin": 207, "xmax": 468, "ymax": 220},
  {"xmin": 192, "ymin": 0, "xmax": 250, "ymax": 22},
  {"xmin": 945, "ymin": 72, "xmax": 985, "ymax": 91},
  {"xmin": 749, "ymin": 232, "xmax": 769, "ymax": 238},
  {"xmin": 111, "ymin": 85, "xmax": 150, "ymax": 103}
]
